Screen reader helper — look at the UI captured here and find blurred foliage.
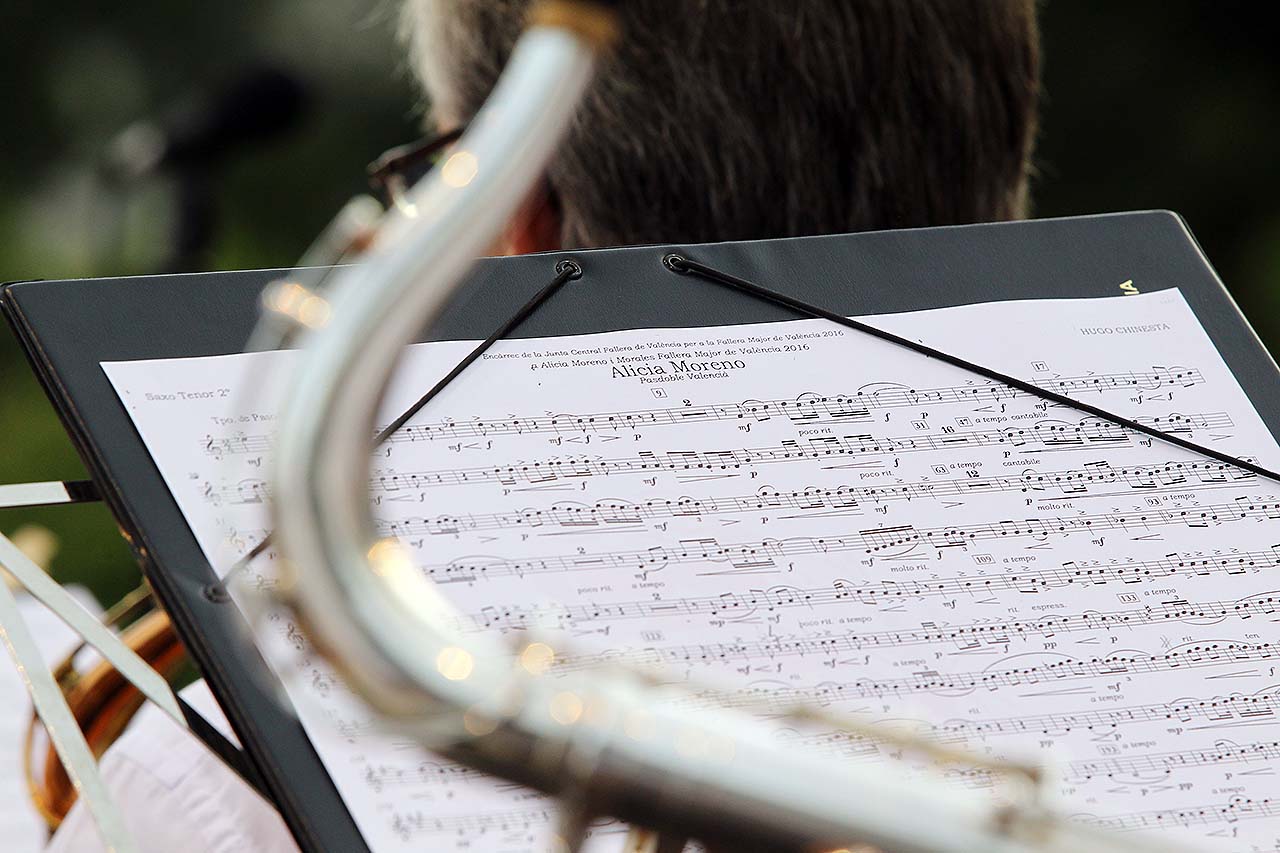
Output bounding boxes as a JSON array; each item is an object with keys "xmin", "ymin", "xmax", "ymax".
[
  {"xmin": 0, "ymin": 0, "xmax": 420, "ymax": 605},
  {"xmin": 1, "ymin": 0, "xmax": 1277, "ymax": 608},
  {"xmin": 1035, "ymin": 1, "xmax": 1280, "ymax": 325}
]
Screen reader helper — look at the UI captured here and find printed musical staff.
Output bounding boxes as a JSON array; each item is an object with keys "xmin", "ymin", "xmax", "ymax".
[
  {"xmin": 389, "ymin": 807, "xmax": 553, "ymax": 840},
  {"xmin": 933, "ymin": 688, "xmax": 1280, "ymax": 742},
  {"xmin": 419, "ymin": 501, "xmax": 1280, "ymax": 583},
  {"xmin": 761, "ymin": 730, "xmax": 1280, "ymax": 788},
  {"xmin": 1065, "ymin": 739, "xmax": 1280, "ymax": 782},
  {"xmin": 681, "ymin": 642, "xmax": 1280, "ymax": 705},
  {"xmin": 372, "ymin": 458, "xmax": 1259, "ymax": 538},
  {"xmin": 1084, "ymin": 796, "xmax": 1280, "ymax": 833},
  {"xmin": 199, "ymin": 366, "xmax": 1206, "ymax": 454},
  {"xmin": 462, "ymin": 551, "xmax": 1280, "ymax": 629},
  {"xmin": 204, "ymin": 411, "xmax": 1238, "ymax": 502},
  {"xmin": 774, "ymin": 689, "xmax": 1280, "ymax": 759},
  {"xmin": 365, "ymin": 761, "xmax": 481, "ymax": 793},
  {"xmin": 544, "ymin": 595, "xmax": 1280, "ymax": 672}
]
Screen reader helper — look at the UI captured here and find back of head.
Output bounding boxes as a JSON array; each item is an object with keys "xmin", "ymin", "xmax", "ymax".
[{"xmin": 403, "ymin": 0, "xmax": 1040, "ymax": 248}]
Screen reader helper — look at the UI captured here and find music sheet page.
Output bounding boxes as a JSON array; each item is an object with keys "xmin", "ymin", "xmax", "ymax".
[{"xmin": 104, "ymin": 288, "xmax": 1280, "ymax": 852}]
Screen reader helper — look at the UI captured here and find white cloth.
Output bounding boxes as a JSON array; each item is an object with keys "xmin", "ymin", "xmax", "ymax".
[
  {"xmin": 45, "ymin": 680, "xmax": 298, "ymax": 853},
  {"xmin": 0, "ymin": 589, "xmax": 101, "ymax": 852}
]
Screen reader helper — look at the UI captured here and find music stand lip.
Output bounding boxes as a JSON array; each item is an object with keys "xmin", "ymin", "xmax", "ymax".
[{"xmin": 0, "ymin": 479, "xmax": 101, "ymax": 509}]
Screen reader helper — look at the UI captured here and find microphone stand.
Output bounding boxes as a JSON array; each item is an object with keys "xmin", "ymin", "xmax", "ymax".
[{"xmin": 166, "ymin": 166, "xmax": 216, "ymax": 273}]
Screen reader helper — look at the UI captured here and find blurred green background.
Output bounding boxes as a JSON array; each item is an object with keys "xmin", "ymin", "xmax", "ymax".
[{"xmin": 2, "ymin": 1, "xmax": 1278, "ymax": 608}]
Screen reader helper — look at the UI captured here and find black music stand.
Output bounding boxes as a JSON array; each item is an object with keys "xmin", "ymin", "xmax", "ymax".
[{"xmin": 4, "ymin": 211, "xmax": 1276, "ymax": 850}]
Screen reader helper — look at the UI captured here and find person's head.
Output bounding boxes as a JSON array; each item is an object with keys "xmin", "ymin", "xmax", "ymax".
[{"xmin": 402, "ymin": 0, "xmax": 1040, "ymax": 254}]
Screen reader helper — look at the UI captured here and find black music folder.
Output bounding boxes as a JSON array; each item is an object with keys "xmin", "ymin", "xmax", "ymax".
[{"xmin": 5, "ymin": 211, "xmax": 1278, "ymax": 852}]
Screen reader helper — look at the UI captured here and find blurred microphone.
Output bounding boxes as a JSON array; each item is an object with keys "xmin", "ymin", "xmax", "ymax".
[{"xmin": 104, "ymin": 66, "xmax": 309, "ymax": 183}]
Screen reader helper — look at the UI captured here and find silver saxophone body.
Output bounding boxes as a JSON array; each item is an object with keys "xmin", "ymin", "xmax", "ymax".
[{"xmin": 264, "ymin": 5, "xmax": 1178, "ymax": 851}]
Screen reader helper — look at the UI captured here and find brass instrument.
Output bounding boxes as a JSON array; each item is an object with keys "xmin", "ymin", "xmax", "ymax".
[{"xmin": 24, "ymin": 585, "xmax": 187, "ymax": 830}]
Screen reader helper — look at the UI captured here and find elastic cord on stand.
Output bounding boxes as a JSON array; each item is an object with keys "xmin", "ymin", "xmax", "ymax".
[
  {"xmin": 176, "ymin": 695, "xmax": 270, "ymax": 799},
  {"xmin": 225, "ymin": 259, "xmax": 579, "ymax": 574},
  {"xmin": 194, "ymin": 260, "xmax": 577, "ymax": 819},
  {"xmin": 662, "ymin": 252, "xmax": 1280, "ymax": 487},
  {"xmin": 375, "ymin": 259, "xmax": 581, "ymax": 442}
]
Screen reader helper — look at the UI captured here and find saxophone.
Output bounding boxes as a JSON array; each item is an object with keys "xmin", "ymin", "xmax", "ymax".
[{"xmin": 261, "ymin": 3, "xmax": 1180, "ymax": 850}]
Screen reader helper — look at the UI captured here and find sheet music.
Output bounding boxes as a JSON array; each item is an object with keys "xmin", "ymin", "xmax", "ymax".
[{"xmin": 103, "ymin": 288, "xmax": 1280, "ymax": 852}]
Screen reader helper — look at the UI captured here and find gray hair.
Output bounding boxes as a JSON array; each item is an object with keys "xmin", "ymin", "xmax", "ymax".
[{"xmin": 402, "ymin": 0, "xmax": 1040, "ymax": 248}]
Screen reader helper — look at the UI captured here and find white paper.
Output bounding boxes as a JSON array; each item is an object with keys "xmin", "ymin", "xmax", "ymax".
[{"xmin": 104, "ymin": 288, "xmax": 1280, "ymax": 851}]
